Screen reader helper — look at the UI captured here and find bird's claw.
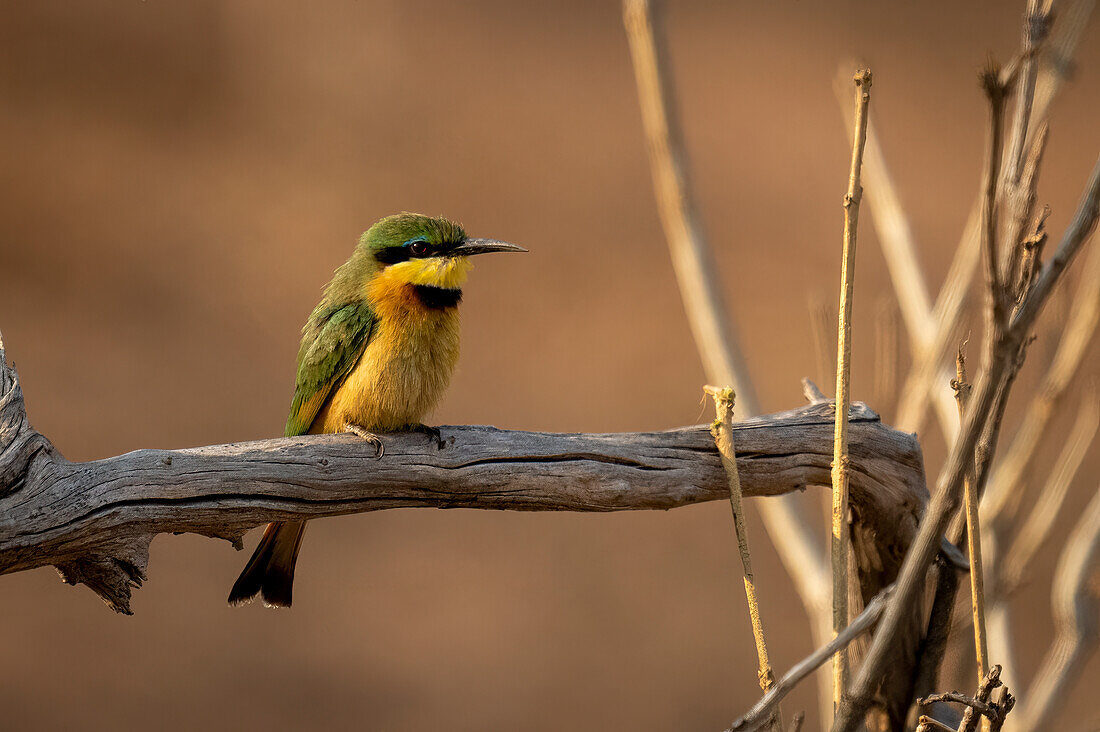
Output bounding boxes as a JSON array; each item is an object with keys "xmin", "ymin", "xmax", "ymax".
[{"xmin": 344, "ymin": 423, "xmax": 385, "ymax": 459}]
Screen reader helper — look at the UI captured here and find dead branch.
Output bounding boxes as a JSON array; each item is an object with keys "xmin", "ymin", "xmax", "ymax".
[
  {"xmin": 1015, "ymin": 483, "xmax": 1100, "ymax": 731},
  {"xmin": 727, "ymin": 585, "xmax": 895, "ymax": 732},
  {"xmin": 981, "ymin": 238, "xmax": 1100, "ymax": 524},
  {"xmin": 809, "ymin": 296, "xmax": 836, "ymax": 401},
  {"xmin": 892, "ymin": 0, "xmax": 1091, "ymax": 439},
  {"xmin": 872, "ymin": 297, "xmax": 899, "ymax": 418},
  {"xmin": 918, "ymin": 664, "xmax": 1016, "ymax": 732},
  {"xmin": 916, "ymin": 716, "xmax": 958, "ymax": 732},
  {"xmin": 0, "ymin": 336, "xmax": 926, "ymax": 616},
  {"xmin": 622, "ymin": 0, "xmax": 836, "ymax": 721},
  {"xmin": 894, "ymin": 207, "xmax": 980, "ymax": 438},
  {"xmin": 707, "ymin": 385, "xmax": 780, "ymax": 729},
  {"xmin": 1001, "ymin": 394, "xmax": 1098, "ymax": 589},
  {"xmin": 831, "ymin": 67, "xmax": 872, "ymax": 702},
  {"xmin": 954, "ymin": 345, "xmax": 990, "ymax": 684},
  {"xmin": 958, "ymin": 664, "xmax": 1015, "ymax": 732},
  {"xmin": 918, "ymin": 692, "xmax": 998, "ymax": 721},
  {"xmin": 834, "ymin": 147, "xmax": 1100, "ymax": 732},
  {"xmin": 834, "ymin": 74, "xmax": 961, "ymax": 440}
]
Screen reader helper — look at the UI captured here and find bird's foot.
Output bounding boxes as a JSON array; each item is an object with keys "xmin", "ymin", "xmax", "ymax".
[
  {"xmin": 344, "ymin": 423, "xmax": 385, "ymax": 459},
  {"xmin": 410, "ymin": 423, "xmax": 445, "ymax": 449}
]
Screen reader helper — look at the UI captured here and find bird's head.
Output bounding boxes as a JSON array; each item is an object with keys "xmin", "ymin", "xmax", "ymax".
[{"xmin": 359, "ymin": 213, "xmax": 525, "ymax": 292}]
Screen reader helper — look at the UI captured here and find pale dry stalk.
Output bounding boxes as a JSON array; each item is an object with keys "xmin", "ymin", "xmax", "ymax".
[
  {"xmin": 916, "ymin": 716, "xmax": 957, "ymax": 732},
  {"xmin": 982, "ymin": 237, "xmax": 1100, "ymax": 524},
  {"xmin": 1001, "ymin": 393, "xmax": 1098, "ymax": 589},
  {"xmin": 891, "ymin": 0, "xmax": 1091, "ymax": 440},
  {"xmin": 834, "ymin": 71, "xmax": 962, "ymax": 439},
  {"xmin": 834, "ymin": 149, "xmax": 1100, "ymax": 732},
  {"xmin": 1016, "ymin": 483, "xmax": 1100, "ymax": 730},
  {"xmin": 706, "ymin": 385, "xmax": 780, "ymax": 730},
  {"xmin": 952, "ymin": 345, "xmax": 990, "ymax": 690},
  {"xmin": 727, "ymin": 585, "xmax": 895, "ymax": 732},
  {"xmin": 831, "ymin": 68, "xmax": 872, "ymax": 706},
  {"xmin": 621, "ymin": 0, "xmax": 835, "ymax": 721}
]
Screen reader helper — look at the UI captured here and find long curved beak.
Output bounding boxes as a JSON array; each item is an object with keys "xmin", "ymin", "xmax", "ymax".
[{"xmin": 451, "ymin": 238, "xmax": 528, "ymax": 256}]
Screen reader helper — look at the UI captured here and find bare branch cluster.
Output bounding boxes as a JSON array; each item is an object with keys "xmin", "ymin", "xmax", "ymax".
[{"xmin": 623, "ymin": 0, "xmax": 1099, "ymax": 729}]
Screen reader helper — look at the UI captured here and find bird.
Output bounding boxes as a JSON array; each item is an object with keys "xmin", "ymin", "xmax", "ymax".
[{"xmin": 228, "ymin": 212, "xmax": 525, "ymax": 607}]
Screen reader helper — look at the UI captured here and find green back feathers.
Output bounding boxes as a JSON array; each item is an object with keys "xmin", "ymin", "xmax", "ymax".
[
  {"xmin": 284, "ymin": 300, "xmax": 376, "ymax": 436},
  {"xmin": 283, "ymin": 213, "xmax": 464, "ymax": 437}
]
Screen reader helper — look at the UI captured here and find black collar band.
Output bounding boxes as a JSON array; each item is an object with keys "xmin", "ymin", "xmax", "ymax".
[{"xmin": 413, "ymin": 285, "xmax": 462, "ymax": 309}]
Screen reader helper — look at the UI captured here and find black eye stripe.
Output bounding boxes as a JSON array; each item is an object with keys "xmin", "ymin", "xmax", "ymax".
[
  {"xmin": 374, "ymin": 246, "xmax": 411, "ymax": 265},
  {"xmin": 374, "ymin": 239, "xmax": 461, "ymax": 265}
]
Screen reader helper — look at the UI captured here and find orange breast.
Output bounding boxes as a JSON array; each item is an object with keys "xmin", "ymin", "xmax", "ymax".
[{"xmin": 311, "ymin": 271, "xmax": 461, "ymax": 433}]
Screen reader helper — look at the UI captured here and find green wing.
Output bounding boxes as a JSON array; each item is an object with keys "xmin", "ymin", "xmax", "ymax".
[{"xmin": 284, "ymin": 300, "xmax": 377, "ymax": 437}]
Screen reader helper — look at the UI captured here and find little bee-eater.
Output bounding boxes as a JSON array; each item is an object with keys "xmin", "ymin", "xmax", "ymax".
[{"xmin": 228, "ymin": 213, "xmax": 525, "ymax": 607}]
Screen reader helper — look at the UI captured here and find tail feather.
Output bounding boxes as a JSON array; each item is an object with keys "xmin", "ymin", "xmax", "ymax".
[{"xmin": 228, "ymin": 521, "xmax": 306, "ymax": 607}]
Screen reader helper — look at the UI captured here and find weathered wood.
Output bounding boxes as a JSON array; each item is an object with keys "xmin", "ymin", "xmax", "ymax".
[{"xmin": 0, "ymin": 339, "xmax": 926, "ymax": 614}]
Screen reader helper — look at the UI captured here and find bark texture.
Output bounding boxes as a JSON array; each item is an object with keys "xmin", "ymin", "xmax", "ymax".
[{"xmin": 0, "ymin": 346, "xmax": 926, "ymax": 614}]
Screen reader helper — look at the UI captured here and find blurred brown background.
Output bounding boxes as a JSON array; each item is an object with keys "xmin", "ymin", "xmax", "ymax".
[{"xmin": 1, "ymin": 1, "xmax": 1097, "ymax": 730}]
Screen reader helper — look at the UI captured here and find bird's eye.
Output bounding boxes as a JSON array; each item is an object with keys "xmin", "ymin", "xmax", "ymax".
[{"xmin": 408, "ymin": 241, "xmax": 429, "ymax": 256}]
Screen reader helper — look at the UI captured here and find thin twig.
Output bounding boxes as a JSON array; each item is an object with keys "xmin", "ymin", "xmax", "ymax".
[
  {"xmin": 1016, "ymin": 483, "xmax": 1100, "ymax": 730},
  {"xmin": 1002, "ymin": 393, "xmax": 1099, "ymax": 590},
  {"xmin": 918, "ymin": 692, "xmax": 999, "ymax": 720},
  {"xmin": 621, "ymin": 2, "xmax": 836, "ymax": 721},
  {"xmin": 894, "ymin": 0, "xmax": 1092, "ymax": 438},
  {"xmin": 809, "ymin": 295, "xmax": 836, "ymax": 399},
  {"xmin": 873, "ymin": 296, "xmax": 899, "ymax": 419},
  {"xmin": 959, "ymin": 665, "xmax": 1005, "ymax": 732},
  {"xmin": 706, "ymin": 385, "xmax": 780, "ymax": 730},
  {"xmin": 1008, "ymin": 156, "xmax": 1100, "ymax": 332},
  {"xmin": 953, "ymin": 343, "xmax": 989, "ymax": 684},
  {"xmin": 894, "ymin": 207, "xmax": 981, "ymax": 439},
  {"xmin": 834, "ymin": 73, "xmax": 960, "ymax": 438},
  {"xmin": 802, "ymin": 378, "xmax": 829, "ymax": 405},
  {"xmin": 831, "ymin": 68, "xmax": 872, "ymax": 706},
  {"xmin": 980, "ymin": 65, "xmax": 1008, "ymax": 330},
  {"xmin": 1000, "ymin": 2, "xmax": 1049, "ymax": 199},
  {"xmin": 621, "ymin": 0, "xmax": 756, "ymax": 404},
  {"xmin": 916, "ymin": 716, "xmax": 957, "ymax": 732},
  {"xmin": 727, "ymin": 585, "xmax": 895, "ymax": 732},
  {"xmin": 835, "ymin": 140, "xmax": 1100, "ymax": 732},
  {"xmin": 982, "ymin": 236, "xmax": 1100, "ymax": 523},
  {"xmin": 1031, "ymin": 0, "xmax": 1096, "ymax": 126}
]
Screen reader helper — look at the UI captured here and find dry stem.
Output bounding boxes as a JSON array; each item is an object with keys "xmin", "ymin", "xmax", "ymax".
[
  {"xmin": 835, "ymin": 150, "xmax": 1100, "ymax": 732},
  {"xmin": 919, "ymin": 692, "xmax": 999, "ymax": 721},
  {"xmin": 621, "ymin": 1, "xmax": 836, "ymax": 721},
  {"xmin": 707, "ymin": 385, "xmax": 779, "ymax": 729},
  {"xmin": 982, "ymin": 237, "xmax": 1100, "ymax": 523},
  {"xmin": 831, "ymin": 67, "xmax": 872, "ymax": 706},
  {"xmin": 952, "ymin": 345, "xmax": 990, "ymax": 684},
  {"xmin": 894, "ymin": 207, "xmax": 981, "ymax": 438},
  {"xmin": 1016, "ymin": 482, "xmax": 1100, "ymax": 730},
  {"xmin": 809, "ymin": 295, "xmax": 836, "ymax": 399},
  {"xmin": 727, "ymin": 585, "xmax": 895, "ymax": 732},
  {"xmin": 980, "ymin": 67, "xmax": 1008, "ymax": 329},
  {"xmin": 834, "ymin": 72, "xmax": 961, "ymax": 439},
  {"xmin": 916, "ymin": 716, "xmax": 958, "ymax": 732},
  {"xmin": 873, "ymin": 297, "xmax": 899, "ymax": 418},
  {"xmin": 1002, "ymin": 394, "xmax": 1098, "ymax": 590}
]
